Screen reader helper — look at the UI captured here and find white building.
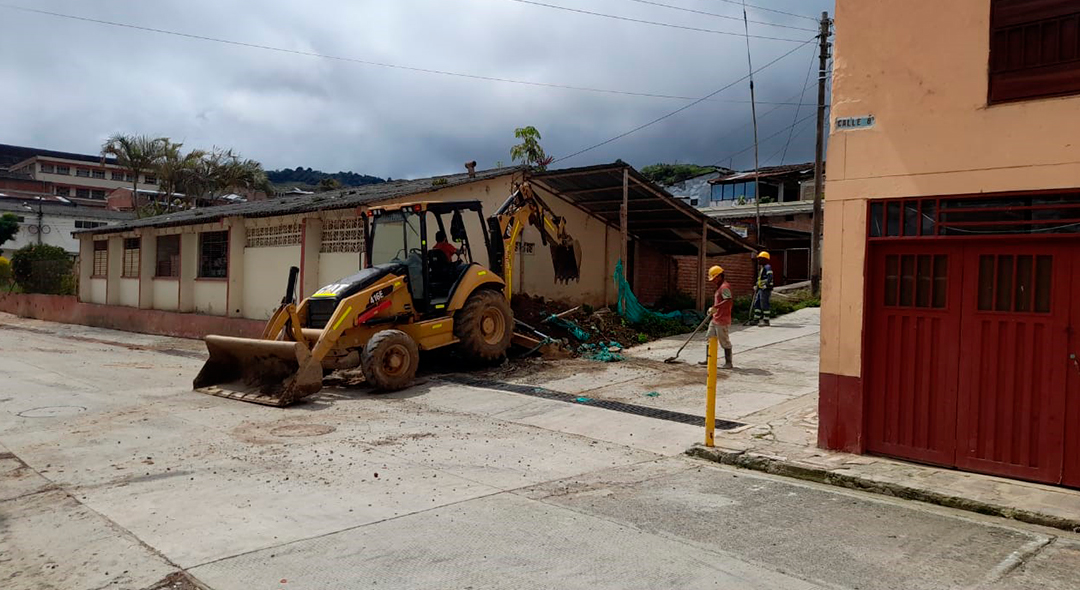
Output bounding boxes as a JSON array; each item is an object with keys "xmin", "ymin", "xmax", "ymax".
[{"xmin": 0, "ymin": 197, "xmax": 134, "ymax": 259}]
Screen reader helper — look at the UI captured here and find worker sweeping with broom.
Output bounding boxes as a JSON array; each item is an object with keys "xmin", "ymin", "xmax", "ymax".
[{"xmin": 699, "ymin": 265, "xmax": 734, "ymax": 370}]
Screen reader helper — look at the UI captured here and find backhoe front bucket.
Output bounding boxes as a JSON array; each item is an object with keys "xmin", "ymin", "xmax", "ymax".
[
  {"xmin": 550, "ymin": 239, "xmax": 583, "ymax": 283},
  {"xmin": 193, "ymin": 335, "xmax": 324, "ymax": 407}
]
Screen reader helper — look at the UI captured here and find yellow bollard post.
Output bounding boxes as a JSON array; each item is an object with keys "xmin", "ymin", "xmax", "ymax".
[{"xmin": 705, "ymin": 335, "xmax": 718, "ymax": 447}]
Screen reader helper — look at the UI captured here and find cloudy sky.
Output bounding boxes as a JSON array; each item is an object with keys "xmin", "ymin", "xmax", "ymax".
[{"xmin": 0, "ymin": 0, "xmax": 833, "ymax": 179}]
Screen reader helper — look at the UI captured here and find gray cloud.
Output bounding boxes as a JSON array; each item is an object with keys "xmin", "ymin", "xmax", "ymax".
[{"xmin": 0, "ymin": 0, "xmax": 832, "ymax": 178}]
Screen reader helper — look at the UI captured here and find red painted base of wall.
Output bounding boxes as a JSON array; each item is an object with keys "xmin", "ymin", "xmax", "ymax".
[
  {"xmin": 0, "ymin": 294, "xmax": 264, "ymax": 340},
  {"xmin": 818, "ymin": 372, "xmax": 865, "ymax": 454}
]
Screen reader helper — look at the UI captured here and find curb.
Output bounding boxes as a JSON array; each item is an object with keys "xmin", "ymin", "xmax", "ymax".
[{"xmin": 686, "ymin": 444, "xmax": 1080, "ymax": 533}]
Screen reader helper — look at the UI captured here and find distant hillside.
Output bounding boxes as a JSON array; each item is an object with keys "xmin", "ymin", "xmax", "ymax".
[{"xmin": 266, "ymin": 167, "xmax": 386, "ymax": 189}]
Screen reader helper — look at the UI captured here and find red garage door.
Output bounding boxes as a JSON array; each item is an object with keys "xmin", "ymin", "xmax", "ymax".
[{"xmin": 865, "ymin": 193, "xmax": 1080, "ymax": 486}]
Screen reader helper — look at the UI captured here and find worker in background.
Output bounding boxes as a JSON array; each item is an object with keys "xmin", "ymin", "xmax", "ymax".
[
  {"xmin": 433, "ymin": 230, "xmax": 458, "ymax": 261},
  {"xmin": 753, "ymin": 251, "xmax": 774, "ymax": 327},
  {"xmin": 700, "ymin": 265, "xmax": 734, "ymax": 369}
]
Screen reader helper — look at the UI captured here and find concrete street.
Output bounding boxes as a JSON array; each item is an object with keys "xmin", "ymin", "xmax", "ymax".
[{"xmin": 3, "ymin": 312, "xmax": 1080, "ymax": 589}]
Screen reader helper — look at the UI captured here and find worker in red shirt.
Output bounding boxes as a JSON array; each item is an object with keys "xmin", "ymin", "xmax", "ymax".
[
  {"xmin": 433, "ymin": 230, "xmax": 457, "ymax": 261},
  {"xmin": 700, "ymin": 265, "xmax": 734, "ymax": 369}
]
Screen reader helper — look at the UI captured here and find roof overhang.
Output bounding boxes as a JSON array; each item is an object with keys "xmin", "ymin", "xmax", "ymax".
[{"xmin": 528, "ymin": 163, "xmax": 754, "ymax": 257}]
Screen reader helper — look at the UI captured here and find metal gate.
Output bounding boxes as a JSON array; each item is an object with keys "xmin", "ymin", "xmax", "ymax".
[{"xmin": 866, "ymin": 237, "xmax": 1080, "ymax": 486}]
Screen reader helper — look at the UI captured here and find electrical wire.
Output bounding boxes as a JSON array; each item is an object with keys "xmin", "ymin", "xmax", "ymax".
[
  {"xmin": 503, "ymin": 0, "xmax": 808, "ymax": 42},
  {"xmin": 554, "ymin": 36, "xmax": 817, "ymax": 164},
  {"xmin": 765, "ymin": 114, "xmax": 814, "ymax": 163},
  {"xmin": 615, "ymin": 0, "xmax": 817, "ymax": 32},
  {"xmin": 779, "ymin": 48, "xmax": 818, "ymax": 164},
  {"xmin": 712, "ymin": 111, "xmax": 818, "ymax": 167},
  {"xmin": 707, "ymin": 0, "xmax": 820, "ymax": 22},
  {"xmin": 0, "ymin": 3, "xmax": 818, "ymax": 104}
]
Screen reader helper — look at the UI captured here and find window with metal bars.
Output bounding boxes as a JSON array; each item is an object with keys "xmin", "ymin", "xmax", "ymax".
[
  {"xmin": 990, "ymin": 0, "xmax": 1080, "ymax": 103},
  {"xmin": 155, "ymin": 235, "xmax": 180, "ymax": 278},
  {"xmin": 882, "ymin": 253, "xmax": 949, "ymax": 309},
  {"xmin": 869, "ymin": 192, "xmax": 1080, "ymax": 238},
  {"xmin": 92, "ymin": 241, "xmax": 108, "ymax": 277},
  {"xmin": 198, "ymin": 231, "xmax": 228, "ymax": 278},
  {"xmin": 122, "ymin": 238, "xmax": 140, "ymax": 278}
]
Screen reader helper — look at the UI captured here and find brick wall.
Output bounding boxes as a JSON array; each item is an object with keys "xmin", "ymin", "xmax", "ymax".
[
  {"xmin": 633, "ymin": 244, "xmax": 676, "ymax": 306},
  {"xmin": 675, "ymin": 252, "xmax": 758, "ymax": 301}
]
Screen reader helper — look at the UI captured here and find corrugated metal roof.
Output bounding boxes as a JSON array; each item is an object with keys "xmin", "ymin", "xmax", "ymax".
[
  {"xmin": 529, "ymin": 163, "xmax": 754, "ymax": 257},
  {"xmin": 75, "ymin": 166, "xmax": 522, "ymax": 235},
  {"xmin": 709, "ymin": 162, "xmax": 816, "ymax": 184},
  {"xmin": 0, "ymin": 199, "xmax": 135, "ymax": 220}
]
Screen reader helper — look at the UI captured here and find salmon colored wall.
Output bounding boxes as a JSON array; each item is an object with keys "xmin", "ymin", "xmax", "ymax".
[
  {"xmin": 822, "ymin": 0, "xmax": 1080, "ymax": 378},
  {"xmin": 243, "ymin": 245, "xmax": 301, "ymax": 320}
]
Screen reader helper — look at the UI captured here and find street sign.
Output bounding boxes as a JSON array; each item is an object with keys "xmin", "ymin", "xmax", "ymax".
[{"xmin": 835, "ymin": 115, "xmax": 875, "ymax": 130}]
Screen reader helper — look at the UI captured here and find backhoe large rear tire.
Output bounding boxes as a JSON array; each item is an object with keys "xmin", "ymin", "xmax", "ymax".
[
  {"xmin": 361, "ymin": 329, "xmax": 419, "ymax": 391},
  {"xmin": 454, "ymin": 289, "xmax": 513, "ymax": 362}
]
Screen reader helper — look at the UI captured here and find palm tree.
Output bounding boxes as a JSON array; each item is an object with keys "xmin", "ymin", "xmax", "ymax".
[
  {"xmin": 101, "ymin": 134, "xmax": 167, "ymax": 217},
  {"xmin": 156, "ymin": 142, "xmax": 206, "ymax": 211},
  {"xmin": 183, "ymin": 148, "xmax": 271, "ymax": 207}
]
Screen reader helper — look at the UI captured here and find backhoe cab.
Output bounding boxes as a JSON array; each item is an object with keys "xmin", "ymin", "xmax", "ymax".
[{"xmin": 193, "ymin": 182, "xmax": 580, "ymax": 406}]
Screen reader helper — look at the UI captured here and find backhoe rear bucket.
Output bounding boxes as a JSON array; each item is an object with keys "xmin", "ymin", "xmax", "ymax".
[
  {"xmin": 193, "ymin": 335, "xmax": 324, "ymax": 407},
  {"xmin": 550, "ymin": 239, "xmax": 582, "ymax": 283}
]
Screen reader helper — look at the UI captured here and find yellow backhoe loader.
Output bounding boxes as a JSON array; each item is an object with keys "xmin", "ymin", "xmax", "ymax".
[{"xmin": 193, "ymin": 181, "xmax": 581, "ymax": 406}]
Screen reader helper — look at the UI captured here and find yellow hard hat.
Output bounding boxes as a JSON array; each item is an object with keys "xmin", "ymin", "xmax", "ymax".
[
  {"xmin": 708, "ymin": 265, "xmax": 724, "ymax": 280},
  {"xmin": 757, "ymin": 251, "xmax": 771, "ymax": 260}
]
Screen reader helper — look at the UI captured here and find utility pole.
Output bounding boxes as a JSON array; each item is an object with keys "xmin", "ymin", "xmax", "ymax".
[{"xmin": 810, "ymin": 11, "xmax": 831, "ymax": 296}]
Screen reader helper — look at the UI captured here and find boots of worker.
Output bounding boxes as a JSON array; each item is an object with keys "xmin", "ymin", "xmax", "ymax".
[
  {"xmin": 762, "ymin": 318, "xmax": 770, "ymax": 327},
  {"xmin": 722, "ymin": 348, "xmax": 733, "ymax": 370}
]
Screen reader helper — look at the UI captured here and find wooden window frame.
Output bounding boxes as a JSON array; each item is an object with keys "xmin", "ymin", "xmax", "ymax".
[
  {"xmin": 155, "ymin": 235, "xmax": 181, "ymax": 278},
  {"xmin": 91, "ymin": 241, "xmax": 108, "ymax": 278},
  {"xmin": 122, "ymin": 238, "xmax": 140, "ymax": 278}
]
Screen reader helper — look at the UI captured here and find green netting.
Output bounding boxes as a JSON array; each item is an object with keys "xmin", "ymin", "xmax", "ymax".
[
  {"xmin": 578, "ymin": 341, "xmax": 624, "ymax": 362},
  {"xmin": 542, "ymin": 314, "xmax": 592, "ymax": 341},
  {"xmin": 614, "ymin": 259, "xmax": 701, "ymax": 326}
]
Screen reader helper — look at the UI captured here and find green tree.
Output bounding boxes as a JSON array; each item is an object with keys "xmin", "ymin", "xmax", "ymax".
[
  {"xmin": 640, "ymin": 163, "xmax": 717, "ymax": 186},
  {"xmin": 317, "ymin": 177, "xmax": 342, "ymax": 192},
  {"xmin": 183, "ymin": 148, "xmax": 272, "ymax": 206},
  {"xmin": 0, "ymin": 213, "xmax": 19, "ymax": 248},
  {"xmin": 11, "ymin": 244, "xmax": 73, "ymax": 294},
  {"xmin": 101, "ymin": 134, "xmax": 168, "ymax": 218},
  {"xmin": 510, "ymin": 126, "xmax": 554, "ymax": 170},
  {"xmin": 155, "ymin": 142, "xmax": 206, "ymax": 212}
]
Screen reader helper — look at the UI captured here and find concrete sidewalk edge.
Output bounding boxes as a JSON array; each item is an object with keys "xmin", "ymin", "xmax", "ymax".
[{"xmin": 686, "ymin": 445, "xmax": 1080, "ymax": 533}]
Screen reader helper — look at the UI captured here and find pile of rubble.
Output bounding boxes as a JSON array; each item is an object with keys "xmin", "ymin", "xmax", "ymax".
[{"xmin": 511, "ymin": 295, "xmax": 651, "ymax": 361}]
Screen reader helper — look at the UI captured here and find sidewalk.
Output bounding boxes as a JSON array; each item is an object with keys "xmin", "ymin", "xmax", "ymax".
[{"xmin": 669, "ymin": 309, "xmax": 1080, "ymax": 532}]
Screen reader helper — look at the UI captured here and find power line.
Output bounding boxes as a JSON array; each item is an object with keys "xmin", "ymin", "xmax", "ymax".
[
  {"xmin": 504, "ymin": 0, "xmax": 808, "ymax": 42},
  {"xmin": 616, "ymin": 0, "xmax": 817, "ymax": 32},
  {"xmin": 766, "ymin": 114, "xmax": 815, "ymax": 163},
  {"xmin": 712, "ymin": 111, "xmax": 817, "ymax": 166},
  {"xmin": 707, "ymin": 0, "xmax": 820, "ymax": 23},
  {"xmin": 0, "ymin": 3, "xmax": 814, "ymax": 104},
  {"xmin": 779, "ymin": 48, "xmax": 818, "ymax": 164},
  {"xmin": 554, "ymin": 37, "xmax": 817, "ymax": 164}
]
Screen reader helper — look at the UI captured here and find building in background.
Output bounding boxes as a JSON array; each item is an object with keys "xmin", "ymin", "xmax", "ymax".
[
  {"xmin": 662, "ymin": 169, "xmax": 727, "ymax": 207},
  {"xmin": 820, "ymin": 0, "xmax": 1080, "ymax": 488},
  {"xmin": 0, "ymin": 198, "xmax": 133, "ymax": 258},
  {"xmin": 0, "ymin": 144, "xmax": 158, "ymax": 208}
]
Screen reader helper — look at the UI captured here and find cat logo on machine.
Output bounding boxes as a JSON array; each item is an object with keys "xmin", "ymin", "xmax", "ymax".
[{"xmin": 369, "ymin": 285, "xmax": 393, "ymax": 306}]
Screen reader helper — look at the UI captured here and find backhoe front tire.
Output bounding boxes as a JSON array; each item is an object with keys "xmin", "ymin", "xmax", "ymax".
[
  {"xmin": 454, "ymin": 289, "xmax": 513, "ymax": 362},
  {"xmin": 361, "ymin": 329, "xmax": 419, "ymax": 391}
]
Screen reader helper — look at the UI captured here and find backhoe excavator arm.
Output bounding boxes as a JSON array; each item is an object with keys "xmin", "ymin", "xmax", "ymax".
[{"xmin": 487, "ymin": 181, "xmax": 581, "ymax": 300}]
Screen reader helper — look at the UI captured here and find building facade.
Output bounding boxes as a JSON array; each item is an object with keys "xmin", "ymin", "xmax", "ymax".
[
  {"xmin": 819, "ymin": 0, "xmax": 1080, "ymax": 487},
  {"xmin": 1, "ymin": 144, "xmax": 158, "ymax": 207},
  {"xmin": 0, "ymin": 199, "xmax": 133, "ymax": 259},
  {"xmin": 73, "ymin": 165, "xmax": 745, "ymax": 324}
]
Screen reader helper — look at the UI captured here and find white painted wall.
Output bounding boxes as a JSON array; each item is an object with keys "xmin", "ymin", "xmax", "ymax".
[
  {"xmin": 242, "ymin": 245, "xmax": 301, "ymax": 320},
  {"xmin": 118, "ymin": 278, "xmax": 139, "ymax": 308},
  {"xmin": 193, "ymin": 280, "xmax": 227, "ymax": 316},
  {"xmin": 318, "ymin": 252, "xmax": 361, "ymax": 289},
  {"xmin": 152, "ymin": 279, "xmax": 179, "ymax": 311},
  {"xmin": 88, "ymin": 278, "xmax": 106, "ymax": 304},
  {"xmin": 0, "ymin": 211, "xmax": 127, "ymax": 258}
]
